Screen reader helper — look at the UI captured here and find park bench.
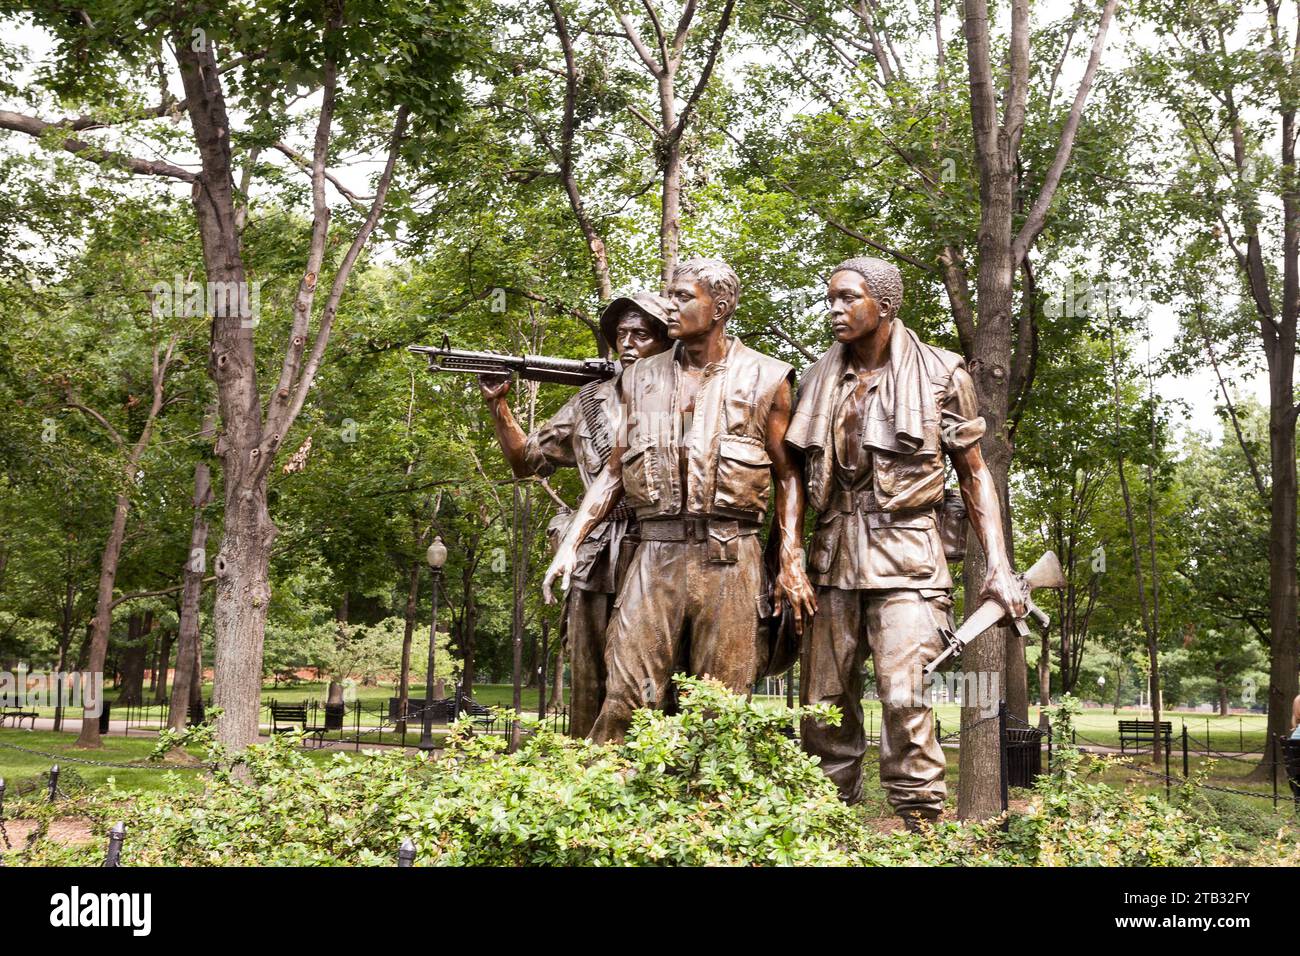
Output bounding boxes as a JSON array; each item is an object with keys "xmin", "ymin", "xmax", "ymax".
[
  {"xmin": 269, "ymin": 702, "xmax": 327, "ymax": 748},
  {"xmin": 387, "ymin": 697, "xmax": 455, "ymax": 724},
  {"xmin": 461, "ymin": 700, "xmax": 495, "ymax": 730},
  {"xmin": 1118, "ymin": 720, "xmax": 1172, "ymax": 754},
  {"xmin": 0, "ymin": 708, "xmax": 38, "ymax": 730}
]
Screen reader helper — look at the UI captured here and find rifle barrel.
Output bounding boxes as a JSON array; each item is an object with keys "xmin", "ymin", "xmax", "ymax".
[{"xmin": 407, "ymin": 344, "xmax": 615, "ymax": 386}]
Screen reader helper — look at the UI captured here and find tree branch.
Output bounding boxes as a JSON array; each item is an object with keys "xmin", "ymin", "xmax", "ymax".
[
  {"xmin": 1011, "ymin": 0, "xmax": 1118, "ymax": 264},
  {"xmin": 0, "ymin": 109, "xmax": 196, "ymax": 181},
  {"xmin": 666, "ymin": 0, "xmax": 735, "ymax": 148},
  {"xmin": 271, "ymin": 141, "xmax": 370, "ymax": 213},
  {"xmin": 258, "ymin": 104, "xmax": 411, "ymax": 477}
]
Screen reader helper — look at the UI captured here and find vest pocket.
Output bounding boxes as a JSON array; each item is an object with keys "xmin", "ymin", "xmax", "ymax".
[
  {"xmin": 621, "ymin": 443, "xmax": 659, "ymax": 506},
  {"xmin": 873, "ymin": 450, "xmax": 945, "ymax": 509},
  {"xmin": 713, "ymin": 435, "xmax": 772, "ymax": 515},
  {"xmin": 867, "ymin": 514, "xmax": 937, "ymax": 577}
]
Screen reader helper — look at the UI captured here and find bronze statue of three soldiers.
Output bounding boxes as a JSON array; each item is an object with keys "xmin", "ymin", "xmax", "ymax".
[{"xmin": 483, "ymin": 255, "xmax": 1024, "ymax": 828}]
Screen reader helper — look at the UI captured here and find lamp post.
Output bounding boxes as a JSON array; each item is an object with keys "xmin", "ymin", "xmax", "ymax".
[{"xmin": 418, "ymin": 535, "xmax": 448, "ymax": 752}]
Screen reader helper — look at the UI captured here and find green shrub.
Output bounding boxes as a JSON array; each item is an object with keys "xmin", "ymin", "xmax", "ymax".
[
  {"xmin": 1001, "ymin": 747, "xmax": 1232, "ymax": 866},
  {"xmin": 6, "ymin": 680, "xmax": 1268, "ymax": 867}
]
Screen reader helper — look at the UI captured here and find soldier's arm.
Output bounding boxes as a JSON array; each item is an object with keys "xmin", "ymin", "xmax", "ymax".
[
  {"xmin": 948, "ymin": 441, "xmax": 1026, "ymax": 618},
  {"xmin": 766, "ymin": 378, "xmax": 818, "ymax": 633},
  {"xmin": 542, "ymin": 448, "xmax": 625, "ymax": 604},
  {"xmin": 939, "ymin": 363, "xmax": 1024, "ymax": 617},
  {"xmin": 479, "ymin": 375, "xmax": 531, "ymax": 478},
  {"xmin": 481, "ymin": 375, "xmax": 580, "ymax": 480}
]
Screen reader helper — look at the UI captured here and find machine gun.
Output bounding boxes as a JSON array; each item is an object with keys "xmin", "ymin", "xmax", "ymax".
[
  {"xmin": 409, "ymin": 335, "xmax": 616, "ymax": 387},
  {"xmin": 922, "ymin": 550, "xmax": 1066, "ymax": 677}
]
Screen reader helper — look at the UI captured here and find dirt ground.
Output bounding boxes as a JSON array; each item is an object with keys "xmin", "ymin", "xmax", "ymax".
[
  {"xmin": 864, "ymin": 798, "xmax": 1032, "ymax": 833},
  {"xmin": 0, "ymin": 818, "xmax": 95, "ymax": 854}
]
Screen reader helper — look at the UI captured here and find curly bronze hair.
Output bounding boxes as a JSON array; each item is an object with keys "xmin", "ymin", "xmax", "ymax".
[{"xmin": 831, "ymin": 257, "xmax": 903, "ymax": 317}]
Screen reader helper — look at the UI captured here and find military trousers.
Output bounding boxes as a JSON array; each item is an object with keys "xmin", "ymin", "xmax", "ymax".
[
  {"xmin": 565, "ymin": 587, "xmax": 610, "ymax": 739},
  {"xmin": 588, "ymin": 533, "xmax": 764, "ymax": 744},
  {"xmin": 800, "ymin": 587, "xmax": 953, "ymax": 815}
]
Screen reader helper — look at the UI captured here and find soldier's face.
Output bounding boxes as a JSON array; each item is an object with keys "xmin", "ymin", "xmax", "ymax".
[
  {"xmin": 616, "ymin": 312, "xmax": 669, "ymax": 368},
  {"xmin": 664, "ymin": 276, "xmax": 725, "ymax": 340},
  {"xmin": 828, "ymin": 270, "xmax": 888, "ymax": 344}
]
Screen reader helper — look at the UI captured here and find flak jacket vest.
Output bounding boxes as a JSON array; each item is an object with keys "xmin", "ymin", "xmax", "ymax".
[{"xmin": 616, "ymin": 336, "xmax": 795, "ymax": 525}]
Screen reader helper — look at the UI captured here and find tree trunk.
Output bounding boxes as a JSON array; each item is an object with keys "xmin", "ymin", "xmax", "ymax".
[
  {"xmin": 552, "ymin": 641, "xmax": 564, "ymax": 714},
  {"xmin": 957, "ymin": 127, "xmax": 1017, "ymax": 820},
  {"xmin": 175, "ymin": 35, "xmax": 275, "ymax": 752},
  {"xmin": 1038, "ymin": 629, "xmax": 1051, "ymax": 711},
  {"xmin": 116, "ymin": 612, "xmax": 149, "ymax": 708},
  {"xmin": 458, "ymin": 549, "xmax": 478, "ymax": 696},
  {"xmin": 53, "ymin": 577, "xmax": 75, "ymax": 733},
  {"xmin": 1256, "ymin": 375, "xmax": 1299, "ymax": 783},
  {"xmin": 396, "ymin": 560, "xmax": 420, "ymax": 734},
  {"xmin": 1218, "ymin": 681, "xmax": 1229, "ymax": 717},
  {"xmin": 167, "ymin": 444, "xmax": 213, "ymax": 733},
  {"xmin": 659, "ymin": 119, "xmax": 681, "ymax": 283},
  {"xmin": 75, "ymin": 492, "xmax": 131, "ymax": 747},
  {"xmin": 209, "ymin": 485, "xmax": 276, "ymax": 748},
  {"xmin": 153, "ymin": 629, "xmax": 174, "ymax": 703}
]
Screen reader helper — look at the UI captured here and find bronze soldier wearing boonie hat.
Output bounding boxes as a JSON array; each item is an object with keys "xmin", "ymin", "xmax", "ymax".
[{"xmin": 480, "ymin": 291, "xmax": 671, "ymax": 737}]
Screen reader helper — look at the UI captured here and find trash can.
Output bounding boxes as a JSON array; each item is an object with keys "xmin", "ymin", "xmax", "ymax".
[
  {"xmin": 1005, "ymin": 727, "xmax": 1043, "ymax": 788},
  {"xmin": 324, "ymin": 702, "xmax": 345, "ymax": 731}
]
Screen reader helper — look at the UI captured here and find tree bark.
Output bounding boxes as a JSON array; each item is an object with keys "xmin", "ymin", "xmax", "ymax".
[
  {"xmin": 1259, "ymin": 365, "xmax": 1299, "ymax": 783},
  {"xmin": 957, "ymin": 0, "xmax": 1019, "ymax": 817},
  {"xmin": 552, "ymin": 641, "xmax": 564, "ymax": 714},
  {"xmin": 115, "ymin": 613, "xmax": 148, "ymax": 708},
  {"xmin": 460, "ymin": 585, "xmax": 477, "ymax": 697},
  {"xmin": 75, "ymin": 492, "xmax": 131, "ymax": 747},
  {"xmin": 1108, "ymin": 321, "xmax": 1163, "ymax": 764},
  {"xmin": 153, "ymin": 629, "xmax": 174, "ymax": 703},
  {"xmin": 1038, "ymin": 628, "xmax": 1051, "ymax": 710},
  {"xmin": 396, "ymin": 560, "xmax": 420, "ymax": 734},
  {"xmin": 167, "ymin": 423, "xmax": 214, "ymax": 733}
]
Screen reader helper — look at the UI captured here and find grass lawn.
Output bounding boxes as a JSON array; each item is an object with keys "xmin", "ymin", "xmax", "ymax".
[
  {"xmin": 0, "ymin": 730, "xmax": 210, "ymax": 796},
  {"xmin": 18, "ymin": 680, "xmax": 1273, "ymax": 752},
  {"xmin": 847, "ymin": 700, "xmax": 1270, "ymax": 752}
]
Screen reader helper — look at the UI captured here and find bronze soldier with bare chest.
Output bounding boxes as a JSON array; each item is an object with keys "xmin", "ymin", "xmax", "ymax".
[{"xmin": 543, "ymin": 258, "xmax": 817, "ymax": 744}]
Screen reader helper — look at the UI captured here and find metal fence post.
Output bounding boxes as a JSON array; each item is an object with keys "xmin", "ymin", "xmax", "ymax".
[
  {"xmin": 103, "ymin": 822, "xmax": 125, "ymax": 868},
  {"xmin": 47, "ymin": 765, "xmax": 59, "ymax": 802},
  {"xmin": 354, "ymin": 700, "xmax": 361, "ymax": 752},
  {"xmin": 1274, "ymin": 736, "xmax": 1280, "ymax": 812},
  {"xmin": 1170, "ymin": 733, "xmax": 1180, "ymax": 801},
  {"xmin": 1182, "ymin": 724, "xmax": 1189, "ymax": 778},
  {"xmin": 398, "ymin": 837, "xmax": 416, "ymax": 867},
  {"xmin": 998, "ymin": 701, "xmax": 1009, "ymax": 814}
]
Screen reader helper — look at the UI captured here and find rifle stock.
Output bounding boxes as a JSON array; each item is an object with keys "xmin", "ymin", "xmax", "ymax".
[{"xmin": 922, "ymin": 550, "xmax": 1065, "ymax": 677}]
